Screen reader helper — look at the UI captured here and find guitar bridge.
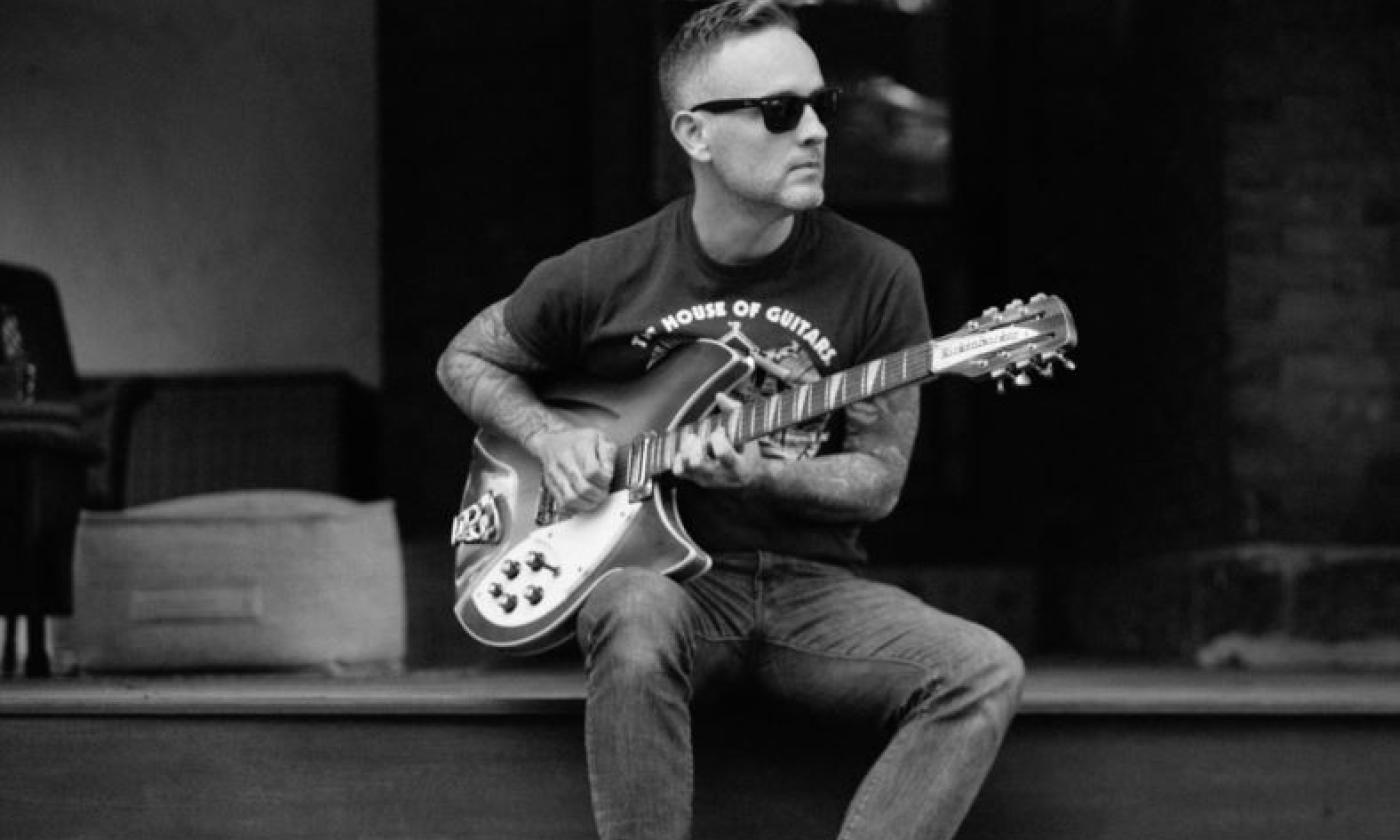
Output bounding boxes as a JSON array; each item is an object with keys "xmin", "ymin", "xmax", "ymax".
[{"xmin": 451, "ymin": 491, "xmax": 502, "ymax": 546}]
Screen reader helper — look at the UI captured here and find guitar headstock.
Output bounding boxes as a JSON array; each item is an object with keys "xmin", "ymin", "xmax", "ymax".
[{"xmin": 930, "ymin": 293, "xmax": 1077, "ymax": 392}]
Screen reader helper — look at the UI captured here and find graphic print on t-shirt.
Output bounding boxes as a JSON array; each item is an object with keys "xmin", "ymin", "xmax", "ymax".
[{"xmin": 631, "ymin": 298, "xmax": 840, "ymax": 461}]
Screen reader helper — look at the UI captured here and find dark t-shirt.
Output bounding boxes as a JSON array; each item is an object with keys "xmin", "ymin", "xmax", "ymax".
[{"xmin": 504, "ymin": 195, "xmax": 932, "ymax": 565}]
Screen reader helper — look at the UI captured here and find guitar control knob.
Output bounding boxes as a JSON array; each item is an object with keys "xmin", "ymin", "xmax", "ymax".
[
  {"xmin": 487, "ymin": 582, "xmax": 504, "ymax": 598},
  {"xmin": 526, "ymin": 552, "xmax": 561, "ymax": 576},
  {"xmin": 502, "ymin": 559, "xmax": 521, "ymax": 579},
  {"xmin": 498, "ymin": 594, "xmax": 518, "ymax": 613},
  {"xmin": 523, "ymin": 585, "xmax": 544, "ymax": 606}
]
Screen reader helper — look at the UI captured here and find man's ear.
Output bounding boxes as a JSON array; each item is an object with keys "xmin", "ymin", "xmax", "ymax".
[{"xmin": 670, "ymin": 110, "xmax": 712, "ymax": 163}]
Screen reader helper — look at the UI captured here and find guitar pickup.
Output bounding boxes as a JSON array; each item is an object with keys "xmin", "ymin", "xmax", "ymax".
[{"xmin": 451, "ymin": 491, "xmax": 502, "ymax": 546}]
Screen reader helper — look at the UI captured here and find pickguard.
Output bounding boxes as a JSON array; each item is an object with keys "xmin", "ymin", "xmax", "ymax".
[{"xmin": 466, "ymin": 490, "xmax": 642, "ymax": 629}]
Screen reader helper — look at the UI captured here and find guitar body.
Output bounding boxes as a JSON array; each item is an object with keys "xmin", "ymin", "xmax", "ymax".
[{"xmin": 452, "ymin": 339, "xmax": 754, "ymax": 654}]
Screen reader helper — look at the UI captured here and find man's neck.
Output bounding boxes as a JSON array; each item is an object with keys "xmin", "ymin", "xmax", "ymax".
[{"xmin": 691, "ymin": 190, "xmax": 796, "ymax": 266}]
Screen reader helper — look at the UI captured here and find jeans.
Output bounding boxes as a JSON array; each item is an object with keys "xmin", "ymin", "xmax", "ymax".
[{"xmin": 575, "ymin": 551, "xmax": 1025, "ymax": 840}]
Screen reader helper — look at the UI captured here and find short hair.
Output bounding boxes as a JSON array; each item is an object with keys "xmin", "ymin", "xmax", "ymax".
[{"xmin": 658, "ymin": 0, "xmax": 800, "ymax": 116}]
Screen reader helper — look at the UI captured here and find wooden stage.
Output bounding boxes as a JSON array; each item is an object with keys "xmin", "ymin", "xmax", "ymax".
[{"xmin": 3, "ymin": 662, "xmax": 1399, "ymax": 839}]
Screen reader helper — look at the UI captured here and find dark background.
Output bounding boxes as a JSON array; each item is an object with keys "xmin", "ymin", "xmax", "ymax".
[{"xmin": 378, "ymin": 0, "xmax": 1233, "ymax": 652}]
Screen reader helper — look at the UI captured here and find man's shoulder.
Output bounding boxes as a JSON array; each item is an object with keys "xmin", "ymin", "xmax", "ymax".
[{"xmin": 807, "ymin": 206, "xmax": 915, "ymax": 265}]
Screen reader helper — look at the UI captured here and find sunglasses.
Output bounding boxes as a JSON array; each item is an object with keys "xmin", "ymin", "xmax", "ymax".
[{"xmin": 688, "ymin": 87, "xmax": 841, "ymax": 134}]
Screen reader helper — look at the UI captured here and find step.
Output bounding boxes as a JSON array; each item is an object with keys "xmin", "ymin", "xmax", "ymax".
[
  {"xmin": 5, "ymin": 661, "xmax": 1399, "ymax": 717},
  {"xmin": 2, "ymin": 664, "xmax": 1397, "ymax": 840}
]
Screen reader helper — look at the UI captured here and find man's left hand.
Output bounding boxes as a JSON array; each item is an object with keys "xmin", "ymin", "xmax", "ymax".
[{"xmin": 670, "ymin": 393, "xmax": 768, "ymax": 489}]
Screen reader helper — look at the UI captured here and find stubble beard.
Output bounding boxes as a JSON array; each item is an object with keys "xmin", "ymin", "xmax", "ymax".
[{"xmin": 781, "ymin": 183, "xmax": 826, "ymax": 211}]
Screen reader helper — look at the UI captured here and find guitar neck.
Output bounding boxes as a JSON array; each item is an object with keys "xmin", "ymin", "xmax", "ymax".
[{"xmin": 629, "ymin": 340, "xmax": 938, "ymax": 483}]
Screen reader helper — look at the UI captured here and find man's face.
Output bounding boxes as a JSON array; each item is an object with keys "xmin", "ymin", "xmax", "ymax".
[{"xmin": 687, "ymin": 28, "xmax": 829, "ymax": 211}]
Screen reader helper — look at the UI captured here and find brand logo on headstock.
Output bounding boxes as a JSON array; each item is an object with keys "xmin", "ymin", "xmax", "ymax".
[{"xmin": 930, "ymin": 326, "xmax": 1039, "ymax": 372}]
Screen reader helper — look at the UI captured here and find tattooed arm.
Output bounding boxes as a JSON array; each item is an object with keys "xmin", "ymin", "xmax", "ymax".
[
  {"xmin": 437, "ymin": 299, "xmax": 616, "ymax": 513},
  {"xmin": 672, "ymin": 386, "xmax": 919, "ymax": 524}
]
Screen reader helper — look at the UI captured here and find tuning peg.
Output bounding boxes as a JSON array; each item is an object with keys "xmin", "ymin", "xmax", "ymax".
[
  {"xmin": 1013, "ymin": 371, "xmax": 1032, "ymax": 387},
  {"xmin": 1056, "ymin": 353, "xmax": 1077, "ymax": 372},
  {"xmin": 1030, "ymin": 292, "xmax": 1046, "ymax": 302}
]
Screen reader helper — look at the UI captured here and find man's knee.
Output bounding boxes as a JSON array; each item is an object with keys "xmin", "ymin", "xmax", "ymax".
[
  {"xmin": 958, "ymin": 627, "xmax": 1024, "ymax": 731},
  {"xmin": 908, "ymin": 624, "xmax": 1024, "ymax": 728}
]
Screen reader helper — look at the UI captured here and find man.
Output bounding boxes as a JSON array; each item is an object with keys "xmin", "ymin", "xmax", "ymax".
[{"xmin": 437, "ymin": 2, "xmax": 1023, "ymax": 838}]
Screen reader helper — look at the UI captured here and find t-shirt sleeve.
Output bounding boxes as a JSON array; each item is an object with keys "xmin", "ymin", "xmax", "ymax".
[
  {"xmin": 859, "ymin": 248, "xmax": 933, "ymax": 362},
  {"xmin": 501, "ymin": 246, "xmax": 593, "ymax": 371}
]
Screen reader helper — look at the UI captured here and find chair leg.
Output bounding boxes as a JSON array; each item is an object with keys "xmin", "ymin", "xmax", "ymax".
[
  {"xmin": 18, "ymin": 453, "xmax": 52, "ymax": 677},
  {"xmin": 2, "ymin": 614, "xmax": 16, "ymax": 676},
  {"xmin": 24, "ymin": 610, "xmax": 49, "ymax": 677}
]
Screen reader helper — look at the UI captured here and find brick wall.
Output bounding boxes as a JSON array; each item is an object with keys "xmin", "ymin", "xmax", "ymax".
[
  {"xmin": 1224, "ymin": 0, "xmax": 1400, "ymax": 542},
  {"xmin": 1061, "ymin": 1, "xmax": 1400, "ymax": 664}
]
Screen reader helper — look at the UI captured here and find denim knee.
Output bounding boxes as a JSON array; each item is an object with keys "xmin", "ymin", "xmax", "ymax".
[
  {"xmin": 957, "ymin": 627, "xmax": 1024, "ymax": 732},
  {"xmin": 577, "ymin": 568, "xmax": 690, "ymax": 677},
  {"xmin": 904, "ymin": 626, "xmax": 1024, "ymax": 728}
]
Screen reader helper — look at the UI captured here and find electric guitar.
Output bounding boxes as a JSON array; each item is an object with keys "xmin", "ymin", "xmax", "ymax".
[{"xmin": 450, "ymin": 293, "xmax": 1076, "ymax": 654}]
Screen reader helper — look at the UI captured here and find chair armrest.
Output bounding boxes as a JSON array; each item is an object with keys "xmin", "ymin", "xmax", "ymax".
[
  {"xmin": 77, "ymin": 378, "xmax": 155, "ymax": 509},
  {"xmin": 0, "ymin": 400, "xmax": 102, "ymax": 459}
]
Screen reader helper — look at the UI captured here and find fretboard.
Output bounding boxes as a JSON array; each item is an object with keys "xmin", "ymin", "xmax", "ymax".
[{"xmin": 623, "ymin": 340, "xmax": 938, "ymax": 485}]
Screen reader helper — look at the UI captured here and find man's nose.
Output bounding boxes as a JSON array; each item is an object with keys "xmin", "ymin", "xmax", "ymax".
[{"xmin": 796, "ymin": 102, "xmax": 829, "ymax": 142}]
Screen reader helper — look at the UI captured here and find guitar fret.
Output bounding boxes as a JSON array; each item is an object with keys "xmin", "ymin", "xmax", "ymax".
[
  {"xmin": 863, "ymin": 360, "xmax": 882, "ymax": 397},
  {"xmin": 794, "ymin": 384, "xmax": 812, "ymax": 423},
  {"xmin": 825, "ymin": 372, "xmax": 844, "ymax": 409}
]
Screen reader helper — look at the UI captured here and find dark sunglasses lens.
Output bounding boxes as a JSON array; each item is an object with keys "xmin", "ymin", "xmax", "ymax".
[
  {"xmin": 760, "ymin": 96, "xmax": 807, "ymax": 132},
  {"xmin": 759, "ymin": 90, "xmax": 840, "ymax": 133}
]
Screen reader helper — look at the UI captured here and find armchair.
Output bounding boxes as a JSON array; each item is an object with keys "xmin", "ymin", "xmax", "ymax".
[{"xmin": 0, "ymin": 263, "xmax": 101, "ymax": 676}]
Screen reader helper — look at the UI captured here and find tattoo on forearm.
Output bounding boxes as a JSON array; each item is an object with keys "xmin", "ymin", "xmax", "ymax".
[
  {"xmin": 437, "ymin": 299, "xmax": 563, "ymax": 447},
  {"xmin": 753, "ymin": 387, "xmax": 919, "ymax": 523}
]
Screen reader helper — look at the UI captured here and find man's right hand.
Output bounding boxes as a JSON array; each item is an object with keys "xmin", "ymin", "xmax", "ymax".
[{"xmin": 524, "ymin": 426, "xmax": 617, "ymax": 514}]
